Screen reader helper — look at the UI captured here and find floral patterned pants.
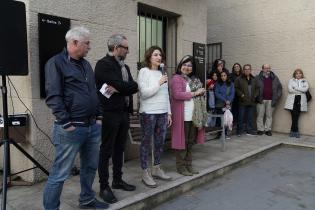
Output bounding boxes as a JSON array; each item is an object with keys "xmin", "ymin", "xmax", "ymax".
[{"xmin": 139, "ymin": 113, "xmax": 168, "ymax": 169}]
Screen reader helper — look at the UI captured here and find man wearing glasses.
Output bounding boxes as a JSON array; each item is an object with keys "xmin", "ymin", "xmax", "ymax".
[
  {"xmin": 255, "ymin": 64, "xmax": 282, "ymax": 136},
  {"xmin": 95, "ymin": 34, "xmax": 138, "ymax": 204}
]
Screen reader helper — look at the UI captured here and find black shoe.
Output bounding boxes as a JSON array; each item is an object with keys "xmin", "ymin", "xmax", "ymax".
[
  {"xmin": 246, "ymin": 131, "xmax": 257, "ymax": 136},
  {"xmin": 79, "ymin": 198, "xmax": 109, "ymax": 209},
  {"xmin": 112, "ymin": 180, "xmax": 136, "ymax": 191},
  {"xmin": 71, "ymin": 166, "xmax": 80, "ymax": 176},
  {"xmin": 265, "ymin": 131, "xmax": 272, "ymax": 136},
  {"xmin": 257, "ymin": 131, "xmax": 264, "ymax": 135},
  {"xmin": 99, "ymin": 186, "xmax": 118, "ymax": 204}
]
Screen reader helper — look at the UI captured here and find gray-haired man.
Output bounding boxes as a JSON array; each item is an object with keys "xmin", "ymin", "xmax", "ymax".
[
  {"xmin": 43, "ymin": 26, "xmax": 108, "ymax": 210},
  {"xmin": 95, "ymin": 34, "xmax": 138, "ymax": 203}
]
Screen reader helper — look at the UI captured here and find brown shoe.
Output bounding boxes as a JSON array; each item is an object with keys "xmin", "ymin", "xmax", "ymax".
[
  {"xmin": 177, "ymin": 167, "xmax": 193, "ymax": 176},
  {"xmin": 186, "ymin": 165, "xmax": 199, "ymax": 174}
]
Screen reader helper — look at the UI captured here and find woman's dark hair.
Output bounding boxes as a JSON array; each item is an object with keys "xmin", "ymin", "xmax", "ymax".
[
  {"xmin": 175, "ymin": 55, "xmax": 196, "ymax": 76},
  {"xmin": 212, "ymin": 59, "xmax": 225, "ymax": 71},
  {"xmin": 209, "ymin": 70, "xmax": 218, "ymax": 80},
  {"xmin": 232, "ymin": 63, "xmax": 242, "ymax": 74},
  {"xmin": 218, "ymin": 71, "xmax": 232, "ymax": 86},
  {"xmin": 143, "ymin": 46, "xmax": 165, "ymax": 68}
]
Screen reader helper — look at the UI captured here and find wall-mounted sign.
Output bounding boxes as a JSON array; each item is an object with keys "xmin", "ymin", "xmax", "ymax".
[
  {"xmin": 193, "ymin": 42, "xmax": 206, "ymax": 84},
  {"xmin": 38, "ymin": 13, "xmax": 70, "ymax": 98}
]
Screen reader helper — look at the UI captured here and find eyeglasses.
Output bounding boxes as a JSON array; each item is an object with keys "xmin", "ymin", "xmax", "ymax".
[
  {"xmin": 118, "ymin": 45, "xmax": 129, "ymax": 51},
  {"xmin": 182, "ymin": 63, "xmax": 192, "ymax": 67}
]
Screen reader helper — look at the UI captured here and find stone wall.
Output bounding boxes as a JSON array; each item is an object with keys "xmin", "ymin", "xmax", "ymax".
[
  {"xmin": 0, "ymin": 0, "xmax": 207, "ymax": 182},
  {"xmin": 207, "ymin": 0, "xmax": 315, "ymax": 135}
]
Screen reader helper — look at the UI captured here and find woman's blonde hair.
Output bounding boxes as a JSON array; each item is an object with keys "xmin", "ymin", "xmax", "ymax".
[{"xmin": 293, "ymin": 68, "xmax": 304, "ymax": 78}]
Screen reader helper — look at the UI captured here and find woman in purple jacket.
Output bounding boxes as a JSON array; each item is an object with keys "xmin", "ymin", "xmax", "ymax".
[{"xmin": 170, "ymin": 55, "xmax": 207, "ymax": 176}]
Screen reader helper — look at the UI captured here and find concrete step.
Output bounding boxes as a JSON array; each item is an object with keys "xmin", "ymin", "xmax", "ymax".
[
  {"xmin": 110, "ymin": 142, "xmax": 282, "ymax": 210},
  {"xmin": 3, "ymin": 133, "xmax": 315, "ymax": 210}
]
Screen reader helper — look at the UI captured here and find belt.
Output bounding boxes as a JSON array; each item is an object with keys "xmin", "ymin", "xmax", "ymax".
[
  {"xmin": 55, "ymin": 116, "xmax": 97, "ymax": 127},
  {"xmin": 71, "ymin": 117, "xmax": 96, "ymax": 127}
]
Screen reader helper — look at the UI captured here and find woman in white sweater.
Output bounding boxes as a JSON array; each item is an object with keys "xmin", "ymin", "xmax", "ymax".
[
  {"xmin": 284, "ymin": 69, "xmax": 309, "ymax": 138},
  {"xmin": 138, "ymin": 46, "xmax": 172, "ymax": 187}
]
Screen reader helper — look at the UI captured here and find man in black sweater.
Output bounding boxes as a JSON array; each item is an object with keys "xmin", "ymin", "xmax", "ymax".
[{"xmin": 95, "ymin": 34, "xmax": 138, "ymax": 204}]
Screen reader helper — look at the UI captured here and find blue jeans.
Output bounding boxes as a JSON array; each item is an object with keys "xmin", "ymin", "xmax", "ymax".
[
  {"xmin": 43, "ymin": 123, "xmax": 101, "ymax": 210},
  {"xmin": 237, "ymin": 105, "xmax": 255, "ymax": 134}
]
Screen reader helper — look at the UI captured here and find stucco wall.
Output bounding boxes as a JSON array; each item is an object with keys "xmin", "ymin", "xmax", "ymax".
[
  {"xmin": 1, "ymin": 0, "xmax": 207, "ymax": 182},
  {"xmin": 207, "ymin": 0, "xmax": 315, "ymax": 135}
]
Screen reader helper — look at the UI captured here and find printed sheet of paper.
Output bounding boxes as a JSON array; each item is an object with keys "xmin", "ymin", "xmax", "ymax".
[{"xmin": 99, "ymin": 83, "xmax": 112, "ymax": 98}]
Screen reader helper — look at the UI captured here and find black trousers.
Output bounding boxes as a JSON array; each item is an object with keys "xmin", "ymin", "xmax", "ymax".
[
  {"xmin": 98, "ymin": 111, "xmax": 129, "ymax": 189},
  {"xmin": 290, "ymin": 95, "xmax": 301, "ymax": 132},
  {"xmin": 232, "ymin": 98, "xmax": 239, "ymax": 125}
]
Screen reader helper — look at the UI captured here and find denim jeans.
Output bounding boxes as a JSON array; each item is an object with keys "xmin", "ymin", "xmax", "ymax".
[
  {"xmin": 43, "ymin": 123, "xmax": 101, "ymax": 210},
  {"xmin": 237, "ymin": 105, "xmax": 255, "ymax": 134}
]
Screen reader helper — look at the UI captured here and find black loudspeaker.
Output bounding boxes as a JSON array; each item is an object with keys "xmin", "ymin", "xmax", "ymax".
[
  {"xmin": 0, "ymin": 1, "xmax": 28, "ymax": 75},
  {"xmin": 38, "ymin": 13, "xmax": 70, "ymax": 98}
]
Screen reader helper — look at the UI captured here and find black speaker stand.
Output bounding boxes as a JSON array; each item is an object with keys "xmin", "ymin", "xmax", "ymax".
[{"xmin": 1, "ymin": 75, "xmax": 49, "ymax": 210}]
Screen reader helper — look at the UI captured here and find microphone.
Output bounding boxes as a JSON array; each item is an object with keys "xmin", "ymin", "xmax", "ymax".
[{"xmin": 160, "ymin": 63, "xmax": 165, "ymax": 75}]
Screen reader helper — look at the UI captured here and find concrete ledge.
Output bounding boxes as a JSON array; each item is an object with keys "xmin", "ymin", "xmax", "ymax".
[
  {"xmin": 283, "ymin": 142, "xmax": 315, "ymax": 149},
  {"xmin": 110, "ymin": 142, "xmax": 286, "ymax": 210},
  {"xmin": 5, "ymin": 134, "xmax": 315, "ymax": 210}
]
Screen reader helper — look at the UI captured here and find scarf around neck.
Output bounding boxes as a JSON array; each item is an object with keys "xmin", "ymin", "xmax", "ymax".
[{"xmin": 181, "ymin": 74, "xmax": 207, "ymax": 128}]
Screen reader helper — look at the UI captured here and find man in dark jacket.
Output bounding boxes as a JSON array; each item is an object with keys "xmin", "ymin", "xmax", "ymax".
[
  {"xmin": 43, "ymin": 26, "xmax": 108, "ymax": 210},
  {"xmin": 95, "ymin": 34, "xmax": 138, "ymax": 204},
  {"xmin": 255, "ymin": 64, "xmax": 282, "ymax": 136},
  {"xmin": 234, "ymin": 64, "xmax": 259, "ymax": 136}
]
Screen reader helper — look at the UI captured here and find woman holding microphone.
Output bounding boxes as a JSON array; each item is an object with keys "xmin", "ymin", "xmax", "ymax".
[{"xmin": 137, "ymin": 46, "xmax": 172, "ymax": 187}]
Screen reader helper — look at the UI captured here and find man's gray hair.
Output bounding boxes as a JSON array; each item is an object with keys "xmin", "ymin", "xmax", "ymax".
[
  {"xmin": 65, "ymin": 26, "xmax": 90, "ymax": 42},
  {"xmin": 107, "ymin": 34, "xmax": 127, "ymax": 52}
]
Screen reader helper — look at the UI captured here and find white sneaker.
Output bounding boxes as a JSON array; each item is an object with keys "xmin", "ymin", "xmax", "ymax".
[
  {"xmin": 152, "ymin": 165, "xmax": 172, "ymax": 180},
  {"xmin": 142, "ymin": 169, "xmax": 157, "ymax": 188}
]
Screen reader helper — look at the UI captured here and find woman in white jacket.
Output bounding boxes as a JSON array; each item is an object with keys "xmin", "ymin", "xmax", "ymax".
[
  {"xmin": 137, "ymin": 46, "xmax": 172, "ymax": 188},
  {"xmin": 284, "ymin": 69, "xmax": 309, "ymax": 138}
]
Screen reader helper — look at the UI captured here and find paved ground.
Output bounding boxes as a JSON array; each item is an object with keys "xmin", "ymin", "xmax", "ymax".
[
  {"xmin": 154, "ymin": 147, "xmax": 315, "ymax": 210},
  {"xmin": 1, "ymin": 133, "xmax": 315, "ymax": 210}
]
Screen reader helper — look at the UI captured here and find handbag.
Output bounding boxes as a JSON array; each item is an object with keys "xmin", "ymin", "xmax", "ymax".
[
  {"xmin": 306, "ymin": 90, "xmax": 312, "ymax": 102},
  {"xmin": 223, "ymin": 108, "xmax": 233, "ymax": 131}
]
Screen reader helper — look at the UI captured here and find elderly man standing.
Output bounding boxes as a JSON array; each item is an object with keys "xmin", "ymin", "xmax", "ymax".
[
  {"xmin": 43, "ymin": 26, "xmax": 108, "ymax": 210},
  {"xmin": 95, "ymin": 34, "xmax": 138, "ymax": 204},
  {"xmin": 256, "ymin": 64, "xmax": 282, "ymax": 136}
]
